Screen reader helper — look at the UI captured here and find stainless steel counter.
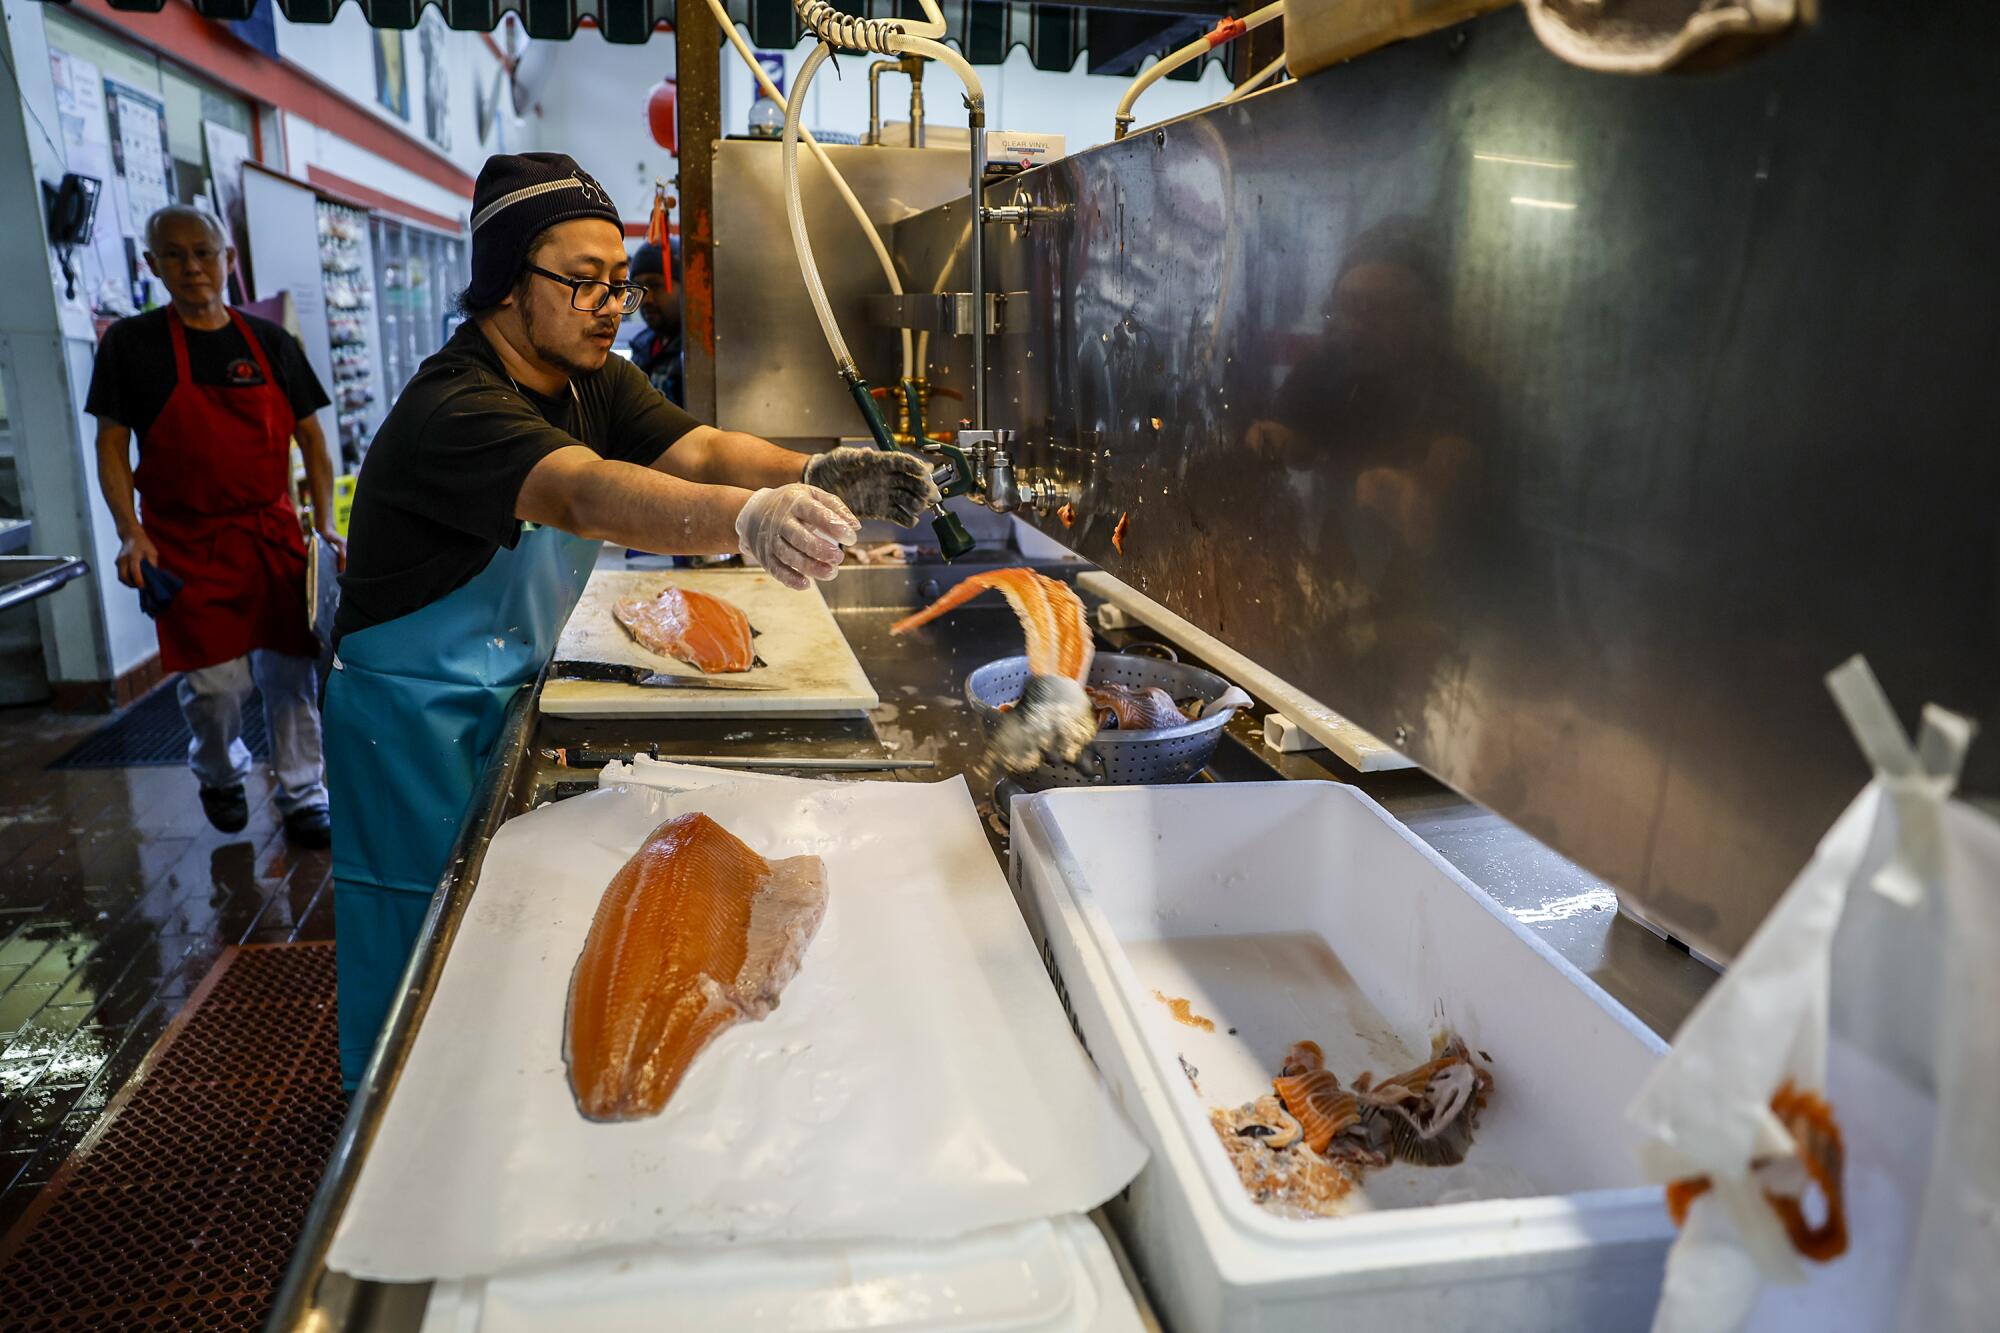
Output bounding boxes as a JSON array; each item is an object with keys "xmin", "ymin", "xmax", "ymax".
[{"xmin": 269, "ymin": 557, "xmax": 1711, "ymax": 1332}]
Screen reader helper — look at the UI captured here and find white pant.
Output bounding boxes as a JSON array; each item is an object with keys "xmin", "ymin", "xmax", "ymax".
[{"xmin": 177, "ymin": 650, "xmax": 328, "ymax": 813}]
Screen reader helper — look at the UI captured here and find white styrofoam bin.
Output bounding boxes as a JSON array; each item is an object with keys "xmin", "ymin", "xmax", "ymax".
[
  {"xmin": 1009, "ymin": 782, "xmax": 1675, "ymax": 1333},
  {"xmin": 419, "ymin": 1214, "xmax": 1146, "ymax": 1332}
]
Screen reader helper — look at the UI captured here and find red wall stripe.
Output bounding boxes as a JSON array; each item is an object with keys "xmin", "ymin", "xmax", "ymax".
[
  {"xmin": 70, "ymin": 0, "xmax": 477, "ymax": 200},
  {"xmin": 305, "ymin": 165, "xmax": 466, "ymax": 234}
]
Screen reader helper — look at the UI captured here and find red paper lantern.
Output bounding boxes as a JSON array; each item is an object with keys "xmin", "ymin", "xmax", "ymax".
[{"xmin": 647, "ymin": 78, "xmax": 678, "ymax": 155}]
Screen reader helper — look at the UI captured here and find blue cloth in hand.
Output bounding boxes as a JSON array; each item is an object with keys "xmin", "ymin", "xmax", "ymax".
[{"xmin": 138, "ymin": 561, "xmax": 182, "ymax": 618}]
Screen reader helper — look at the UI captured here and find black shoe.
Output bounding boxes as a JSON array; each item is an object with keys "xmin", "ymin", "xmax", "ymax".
[
  {"xmin": 199, "ymin": 783, "xmax": 249, "ymax": 833},
  {"xmin": 284, "ymin": 805, "xmax": 332, "ymax": 850}
]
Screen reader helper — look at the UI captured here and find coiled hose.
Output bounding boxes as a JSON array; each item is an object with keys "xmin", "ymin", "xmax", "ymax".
[{"xmin": 794, "ymin": 0, "xmax": 947, "ymax": 51}]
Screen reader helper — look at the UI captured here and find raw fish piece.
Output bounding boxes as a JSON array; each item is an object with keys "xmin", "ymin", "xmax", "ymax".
[
  {"xmin": 614, "ymin": 586, "xmax": 755, "ymax": 674},
  {"xmin": 1210, "ymin": 1098, "xmax": 1356, "ymax": 1219},
  {"xmin": 889, "ymin": 568, "xmax": 1092, "ymax": 683},
  {"xmin": 565, "ymin": 812, "xmax": 827, "ymax": 1122},
  {"xmin": 1272, "ymin": 1067, "xmax": 1362, "ymax": 1154},
  {"xmin": 892, "ymin": 568, "xmax": 1096, "ymax": 772},
  {"xmin": 1088, "ymin": 683, "xmax": 1190, "ymax": 731},
  {"xmin": 1664, "ymin": 1079, "xmax": 1848, "ymax": 1262}
]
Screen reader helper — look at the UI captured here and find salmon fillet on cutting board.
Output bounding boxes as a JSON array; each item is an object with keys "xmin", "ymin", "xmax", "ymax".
[
  {"xmin": 565, "ymin": 812, "xmax": 828, "ymax": 1123},
  {"xmin": 613, "ymin": 586, "xmax": 755, "ymax": 674}
]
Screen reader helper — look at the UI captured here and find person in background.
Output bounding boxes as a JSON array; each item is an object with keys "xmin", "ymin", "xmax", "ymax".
[
  {"xmin": 88, "ymin": 205, "xmax": 342, "ymax": 849},
  {"xmin": 627, "ymin": 237, "xmax": 682, "ymax": 404}
]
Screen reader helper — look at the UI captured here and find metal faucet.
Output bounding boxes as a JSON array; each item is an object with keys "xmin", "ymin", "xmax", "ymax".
[
  {"xmin": 867, "ymin": 57, "xmax": 926, "ymax": 147},
  {"xmin": 934, "ymin": 426, "xmax": 1072, "ymax": 520},
  {"xmin": 984, "ymin": 451, "xmax": 1019, "ymax": 513}
]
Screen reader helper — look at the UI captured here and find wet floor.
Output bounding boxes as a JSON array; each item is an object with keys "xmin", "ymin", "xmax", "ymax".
[{"xmin": 0, "ymin": 691, "xmax": 333, "ymax": 1235}]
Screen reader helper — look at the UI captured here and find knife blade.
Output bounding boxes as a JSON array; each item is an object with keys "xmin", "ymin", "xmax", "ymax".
[{"xmin": 550, "ymin": 659, "xmax": 784, "ymax": 690}]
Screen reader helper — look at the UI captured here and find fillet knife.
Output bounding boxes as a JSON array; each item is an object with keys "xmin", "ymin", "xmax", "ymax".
[{"xmin": 550, "ymin": 659, "xmax": 782, "ymax": 690}]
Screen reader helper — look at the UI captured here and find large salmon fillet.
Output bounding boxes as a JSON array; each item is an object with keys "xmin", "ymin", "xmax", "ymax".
[
  {"xmin": 565, "ymin": 812, "xmax": 828, "ymax": 1122},
  {"xmin": 613, "ymin": 586, "xmax": 755, "ymax": 673}
]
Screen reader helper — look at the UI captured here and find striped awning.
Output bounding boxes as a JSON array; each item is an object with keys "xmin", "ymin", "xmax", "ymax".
[{"xmin": 30, "ymin": 0, "xmax": 1238, "ymax": 73}]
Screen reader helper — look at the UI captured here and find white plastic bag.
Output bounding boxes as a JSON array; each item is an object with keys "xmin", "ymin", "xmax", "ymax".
[{"xmin": 1627, "ymin": 656, "xmax": 1998, "ymax": 1333}]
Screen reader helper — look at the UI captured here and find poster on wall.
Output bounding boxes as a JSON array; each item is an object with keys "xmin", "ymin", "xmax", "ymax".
[
  {"xmin": 49, "ymin": 51, "xmax": 136, "ymax": 335},
  {"xmin": 202, "ymin": 123, "xmax": 251, "ymax": 254},
  {"xmin": 419, "ymin": 11, "xmax": 452, "ymax": 152},
  {"xmin": 105, "ymin": 80, "xmax": 172, "ymax": 242},
  {"xmin": 374, "ymin": 30, "xmax": 409, "ymax": 119},
  {"xmin": 223, "ymin": 4, "xmax": 279, "ymax": 58}
]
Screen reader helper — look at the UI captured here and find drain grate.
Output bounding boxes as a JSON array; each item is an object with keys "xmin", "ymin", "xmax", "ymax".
[
  {"xmin": 48, "ymin": 680, "xmax": 271, "ymax": 771},
  {"xmin": 0, "ymin": 943, "xmax": 344, "ymax": 1329}
]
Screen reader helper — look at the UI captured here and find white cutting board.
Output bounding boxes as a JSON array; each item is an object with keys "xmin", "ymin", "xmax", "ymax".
[{"xmin": 540, "ymin": 568, "xmax": 877, "ymax": 717}]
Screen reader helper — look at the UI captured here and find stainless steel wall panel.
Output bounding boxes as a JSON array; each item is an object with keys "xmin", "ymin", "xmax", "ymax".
[
  {"xmin": 712, "ymin": 143, "xmax": 971, "ymax": 441},
  {"xmin": 946, "ymin": 3, "xmax": 1997, "ymax": 960}
]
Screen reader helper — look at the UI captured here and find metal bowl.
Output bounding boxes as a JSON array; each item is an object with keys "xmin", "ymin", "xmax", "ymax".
[{"xmin": 965, "ymin": 651, "xmax": 1252, "ymax": 791}]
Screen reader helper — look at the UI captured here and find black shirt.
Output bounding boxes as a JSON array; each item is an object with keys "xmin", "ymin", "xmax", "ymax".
[
  {"xmin": 334, "ymin": 319, "xmax": 703, "ymax": 644},
  {"xmin": 86, "ymin": 308, "xmax": 329, "ymax": 436}
]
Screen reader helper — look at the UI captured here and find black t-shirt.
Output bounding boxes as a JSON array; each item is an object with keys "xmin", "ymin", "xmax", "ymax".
[
  {"xmin": 333, "ymin": 319, "xmax": 703, "ymax": 644},
  {"xmin": 86, "ymin": 308, "xmax": 329, "ymax": 436}
]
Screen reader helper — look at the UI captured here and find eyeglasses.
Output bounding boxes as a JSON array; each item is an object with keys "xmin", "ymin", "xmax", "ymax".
[{"xmin": 525, "ymin": 264, "xmax": 643, "ymax": 315}]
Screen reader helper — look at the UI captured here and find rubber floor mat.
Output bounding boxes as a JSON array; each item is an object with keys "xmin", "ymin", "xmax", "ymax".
[
  {"xmin": 0, "ymin": 943, "xmax": 344, "ymax": 1329},
  {"xmin": 49, "ymin": 681, "xmax": 270, "ymax": 770}
]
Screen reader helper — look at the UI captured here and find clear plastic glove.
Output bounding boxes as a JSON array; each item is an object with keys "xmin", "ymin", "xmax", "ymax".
[
  {"xmin": 734, "ymin": 484, "xmax": 859, "ymax": 590},
  {"xmin": 989, "ymin": 675, "xmax": 1099, "ymax": 775},
  {"xmin": 801, "ymin": 447, "xmax": 942, "ymax": 527}
]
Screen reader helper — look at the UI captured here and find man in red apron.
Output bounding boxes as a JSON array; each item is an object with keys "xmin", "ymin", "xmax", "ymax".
[{"xmin": 88, "ymin": 205, "xmax": 342, "ymax": 847}]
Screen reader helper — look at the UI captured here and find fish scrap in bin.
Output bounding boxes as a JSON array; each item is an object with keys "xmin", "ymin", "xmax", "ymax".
[
  {"xmin": 614, "ymin": 585, "xmax": 755, "ymax": 673},
  {"xmin": 565, "ymin": 813, "xmax": 827, "ymax": 1122},
  {"xmin": 1270, "ymin": 1041, "xmax": 1362, "ymax": 1155},
  {"xmin": 1210, "ymin": 1096, "xmax": 1356, "ymax": 1220},
  {"xmin": 1212, "ymin": 1029, "xmax": 1496, "ymax": 1215},
  {"xmin": 1151, "ymin": 988, "xmax": 1217, "ymax": 1031}
]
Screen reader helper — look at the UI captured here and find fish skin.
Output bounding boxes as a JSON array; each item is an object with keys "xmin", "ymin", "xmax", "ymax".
[
  {"xmin": 1272, "ymin": 1067, "xmax": 1361, "ymax": 1154},
  {"xmin": 890, "ymin": 568, "xmax": 1092, "ymax": 683},
  {"xmin": 565, "ymin": 812, "xmax": 828, "ymax": 1122},
  {"xmin": 1087, "ymin": 683, "xmax": 1188, "ymax": 731},
  {"xmin": 614, "ymin": 586, "xmax": 755, "ymax": 674}
]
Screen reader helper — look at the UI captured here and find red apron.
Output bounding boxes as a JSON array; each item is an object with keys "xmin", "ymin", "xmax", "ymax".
[{"xmin": 135, "ymin": 308, "xmax": 317, "ymax": 672}]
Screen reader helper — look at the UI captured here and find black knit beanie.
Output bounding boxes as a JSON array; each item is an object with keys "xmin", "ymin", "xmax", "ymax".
[
  {"xmin": 464, "ymin": 152, "xmax": 622, "ymax": 310},
  {"xmin": 629, "ymin": 237, "xmax": 680, "ymax": 282}
]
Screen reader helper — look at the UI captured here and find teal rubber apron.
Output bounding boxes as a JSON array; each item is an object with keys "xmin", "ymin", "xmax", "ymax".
[{"xmin": 326, "ymin": 524, "xmax": 599, "ymax": 1088}]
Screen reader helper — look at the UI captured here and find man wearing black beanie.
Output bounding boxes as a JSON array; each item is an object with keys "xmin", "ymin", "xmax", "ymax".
[{"xmin": 322, "ymin": 152, "xmax": 940, "ymax": 1090}]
